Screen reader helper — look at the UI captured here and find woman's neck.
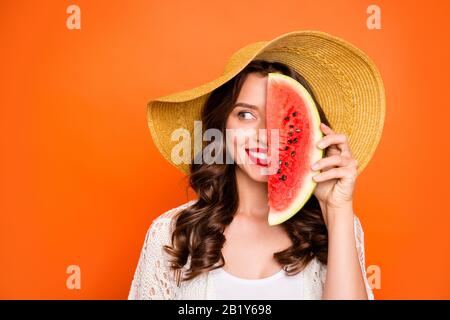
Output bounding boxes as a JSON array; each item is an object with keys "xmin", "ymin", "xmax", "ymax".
[{"xmin": 234, "ymin": 166, "xmax": 269, "ymax": 221}]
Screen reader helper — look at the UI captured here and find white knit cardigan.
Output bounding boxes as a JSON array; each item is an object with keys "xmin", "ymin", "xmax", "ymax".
[{"xmin": 128, "ymin": 200, "xmax": 374, "ymax": 300}]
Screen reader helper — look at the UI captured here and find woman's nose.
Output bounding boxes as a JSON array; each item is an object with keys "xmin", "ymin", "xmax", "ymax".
[{"xmin": 256, "ymin": 116, "xmax": 267, "ymax": 147}]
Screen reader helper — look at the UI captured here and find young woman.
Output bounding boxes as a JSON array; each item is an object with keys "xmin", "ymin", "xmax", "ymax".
[{"xmin": 128, "ymin": 59, "xmax": 374, "ymax": 300}]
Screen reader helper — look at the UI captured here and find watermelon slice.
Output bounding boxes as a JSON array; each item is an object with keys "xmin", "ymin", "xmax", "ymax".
[{"xmin": 266, "ymin": 73, "xmax": 324, "ymax": 226}]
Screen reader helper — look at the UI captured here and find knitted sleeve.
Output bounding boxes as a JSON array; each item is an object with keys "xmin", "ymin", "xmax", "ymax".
[
  {"xmin": 353, "ymin": 215, "xmax": 375, "ymax": 300},
  {"xmin": 127, "ymin": 201, "xmax": 196, "ymax": 300},
  {"xmin": 315, "ymin": 215, "xmax": 375, "ymax": 300}
]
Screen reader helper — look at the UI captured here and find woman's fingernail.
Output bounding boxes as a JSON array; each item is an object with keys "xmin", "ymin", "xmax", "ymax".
[
  {"xmin": 318, "ymin": 142, "xmax": 325, "ymax": 148},
  {"xmin": 311, "ymin": 163, "xmax": 320, "ymax": 170}
]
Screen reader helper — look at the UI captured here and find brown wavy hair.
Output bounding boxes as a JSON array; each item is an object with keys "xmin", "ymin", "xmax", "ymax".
[{"xmin": 163, "ymin": 59, "xmax": 331, "ymax": 286}]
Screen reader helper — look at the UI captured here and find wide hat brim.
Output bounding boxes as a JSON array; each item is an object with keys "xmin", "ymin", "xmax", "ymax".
[{"xmin": 147, "ymin": 30, "xmax": 386, "ymax": 175}]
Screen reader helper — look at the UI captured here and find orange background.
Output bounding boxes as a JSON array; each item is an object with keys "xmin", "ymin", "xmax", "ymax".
[{"xmin": 1, "ymin": 0, "xmax": 449, "ymax": 299}]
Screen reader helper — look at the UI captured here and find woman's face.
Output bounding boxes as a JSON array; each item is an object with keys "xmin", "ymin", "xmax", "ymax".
[{"xmin": 226, "ymin": 72, "xmax": 275, "ymax": 183}]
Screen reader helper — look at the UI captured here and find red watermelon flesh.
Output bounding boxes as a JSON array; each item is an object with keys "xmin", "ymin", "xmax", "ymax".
[{"xmin": 266, "ymin": 73, "xmax": 324, "ymax": 226}]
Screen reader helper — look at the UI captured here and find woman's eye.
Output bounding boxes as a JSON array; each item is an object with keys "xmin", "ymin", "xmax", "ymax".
[{"xmin": 237, "ymin": 111, "xmax": 256, "ymax": 120}]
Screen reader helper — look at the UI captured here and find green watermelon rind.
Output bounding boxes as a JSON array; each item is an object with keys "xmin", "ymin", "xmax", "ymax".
[{"xmin": 267, "ymin": 73, "xmax": 324, "ymax": 226}]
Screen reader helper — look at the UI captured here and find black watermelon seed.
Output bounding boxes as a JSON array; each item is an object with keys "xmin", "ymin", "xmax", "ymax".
[
  {"xmin": 288, "ymin": 132, "xmax": 293, "ymax": 136},
  {"xmin": 278, "ymin": 160, "xmax": 283, "ymax": 165},
  {"xmin": 289, "ymin": 124, "xmax": 294, "ymax": 128},
  {"xmin": 277, "ymin": 169, "xmax": 282, "ymax": 174},
  {"xmin": 293, "ymin": 137, "xmax": 298, "ymax": 143},
  {"xmin": 284, "ymin": 146, "xmax": 289, "ymax": 151},
  {"xmin": 287, "ymin": 139, "xmax": 292, "ymax": 144},
  {"xmin": 292, "ymin": 111, "xmax": 298, "ymax": 117},
  {"xmin": 291, "ymin": 151, "xmax": 296, "ymax": 157},
  {"xmin": 280, "ymin": 175, "xmax": 287, "ymax": 181},
  {"xmin": 284, "ymin": 161, "xmax": 289, "ymax": 167},
  {"xmin": 284, "ymin": 116, "xmax": 290, "ymax": 121}
]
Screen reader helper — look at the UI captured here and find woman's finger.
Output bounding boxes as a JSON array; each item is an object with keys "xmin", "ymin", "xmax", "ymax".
[
  {"xmin": 311, "ymin": 154, "xmax": 352, "ymax": 171},
  {"xmin": 320, "ymin": 123, "xmax": 334, "ymax": 134},
  {"xmin": 312, "ymin": 166, "xmax": 357, "ymax": 182},
  {"xmin": 317, "ymin": 132, "xmax": 351, "ymax": 156}
]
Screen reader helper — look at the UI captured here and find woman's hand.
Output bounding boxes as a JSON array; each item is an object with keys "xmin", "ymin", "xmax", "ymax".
[
  {"xmin": 311, "ymin": 123, "xmax": 359, "ymax": 222},
  {"xmin": 309, "ymin": 123, "xmax": 368, "ymax": 299}
]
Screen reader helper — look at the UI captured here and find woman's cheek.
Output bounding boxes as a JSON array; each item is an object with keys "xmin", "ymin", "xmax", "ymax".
[
  {"xmin": 225, "ymin": 134, "xmax": 236, "ymax": 163},
  {"xmin": 224, "ymin": 128, "xmax": 239, "ymax": 164},
  {"xmin": 224, "ymin": 128, "xmax": 242, "ymax": 163},
  {"xmin": 233, "ymin": 134, "xmax": 247, "ymax": 165}
]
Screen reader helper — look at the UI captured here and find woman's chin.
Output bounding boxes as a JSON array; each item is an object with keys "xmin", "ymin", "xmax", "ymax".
[{"xmin": 241, "ymin": 165, "xmax": 270, "ymax": 183}]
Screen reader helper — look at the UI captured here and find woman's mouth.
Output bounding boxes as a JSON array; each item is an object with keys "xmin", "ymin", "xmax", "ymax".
[{"xmin": 245, "ymin": 148, "xmax": 268, "ymax": 167}]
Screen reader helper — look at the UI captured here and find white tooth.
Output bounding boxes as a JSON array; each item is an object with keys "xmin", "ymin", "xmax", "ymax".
[
  {"xmin": 249, "ymin": 151, "xmax": 259, "ymax": 159},
  {"xmin": 249, "ymin": 151, "xmax": 267, "ymax": 160},
  {"xmin": 257, "ymin": 152, "xmax": 267, "ymax": 160}
]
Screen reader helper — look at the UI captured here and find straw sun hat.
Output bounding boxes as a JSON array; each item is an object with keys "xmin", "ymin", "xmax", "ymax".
[{"xmin": 147, "ymin": 30, "xmax": 385, "ymax": 175}]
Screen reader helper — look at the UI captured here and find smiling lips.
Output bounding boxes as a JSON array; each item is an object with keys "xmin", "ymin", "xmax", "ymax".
[{"xmin": 245, "ymin": 148, "xmax": 268, "ymax": 166}]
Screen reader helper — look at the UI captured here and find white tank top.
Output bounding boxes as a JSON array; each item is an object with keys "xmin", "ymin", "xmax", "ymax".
[{"xmin": 206, "ymin": 267, "xmax": 304, "ymax": 299}]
